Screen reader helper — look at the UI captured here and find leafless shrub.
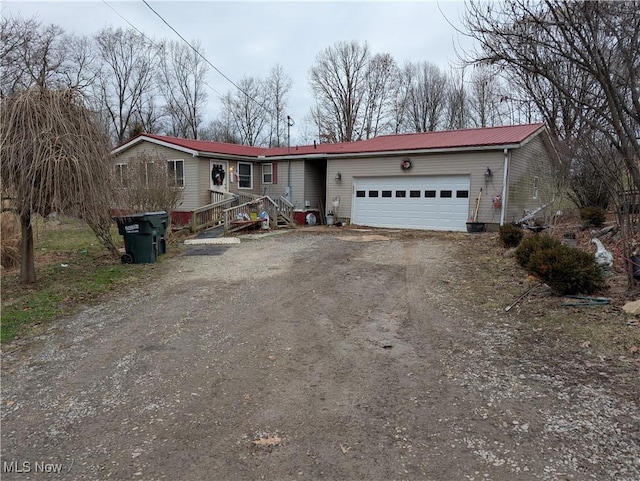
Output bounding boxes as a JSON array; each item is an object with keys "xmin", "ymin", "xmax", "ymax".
[{"xmin": 114, "ymin": 152, "xmax": 183, "ymax": 217}]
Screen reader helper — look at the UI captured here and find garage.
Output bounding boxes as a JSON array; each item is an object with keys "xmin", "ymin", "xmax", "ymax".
[{"xmin": 351, "ymin": 175, "xmax": 471, "ymax": 231}]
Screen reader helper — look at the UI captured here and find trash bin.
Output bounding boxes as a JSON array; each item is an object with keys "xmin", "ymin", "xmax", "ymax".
[
  {"xmin": 115, "ymin": 211, "xmax": 168, "ymax": 264},
  {"xmin": 326, "ymin": 211, "xmax": 334, "ymax": 226}
]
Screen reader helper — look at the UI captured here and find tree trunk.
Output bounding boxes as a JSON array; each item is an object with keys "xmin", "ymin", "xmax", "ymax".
[{"xmin": 20, "ymin": 212, "xmax": 36, "ymax": 284}]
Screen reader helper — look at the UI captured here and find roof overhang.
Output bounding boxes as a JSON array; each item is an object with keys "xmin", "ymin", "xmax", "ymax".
[
  {"xmin": 112, "ymin": 125, "xmax": 547, "ymax": 162},
  {"xmin": 111, "ymin": 135, "xmax": 199, "ymax": 157},
  {"xmin": 263, "ymin": 142, "xmax": 525, "ymax": 162}
]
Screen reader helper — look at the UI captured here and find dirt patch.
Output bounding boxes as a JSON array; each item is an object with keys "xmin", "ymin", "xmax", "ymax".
[{"xmin": 1, "ymin": 228, "xmax": 638, "ymax": 480}]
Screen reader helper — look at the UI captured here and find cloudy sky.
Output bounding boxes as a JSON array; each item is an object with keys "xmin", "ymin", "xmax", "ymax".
[{"xmin": 3, "ymin": 0, "xmax": 475, "ymax": 141}]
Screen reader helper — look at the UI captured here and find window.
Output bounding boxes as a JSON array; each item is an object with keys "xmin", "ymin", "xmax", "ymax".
[
  {"xmin": 238, "ymin": 162, "xmax": 252, "ymax": 189},
  {"xmin": 369, "ymin": 190, "xmax": 379, "ymax": 197},
  {"xmin": 440, "ymin": 190, "xmax": 452, "ymax": 198},
  {"xmin": 115, "ymin": 163, "xmax": 128, "ymax": 186},
  {"xmin": 395, "ymin": 190, "xmax": 406, "ymax": 198},
  {"xmin": 167, "ymin": 160, "xmax": 184, "ymax": 187},
  {"xmin": 533, "ymin": 176, "xmax": 539, "ymax": 199},
  {"xmin": 262, "ymin": 163, "xmax": 273, "ymax": 184},
  {"xmin": 410, "ymin": 190, "xmax": 420, "ymax": 198},
  {"xmin": 381, "ymin": 190, "xmax": 392, "ymax": 197},
  {"xmin": 456, "ymin": 190, "xmax": 469, "ymax": 198},
  {"xmin": 356, "ymin": 190, "xmax": 366, "ymax": 197},
  {"xmin": 425, "ymin": 190, "xmax": 436, "ymax": 198}
]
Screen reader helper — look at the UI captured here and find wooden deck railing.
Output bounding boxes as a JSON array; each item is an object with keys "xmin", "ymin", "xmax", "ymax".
[
  {"xmin": 223, "ymin": 196, "xmax": 288, "ymax": 234},
  {"xmin": 192, "ymin": 193, "xmax": 293, "ymax": 234},
  {"xmin": 191, "ymin": 196, "xmax": 236, "ymax": 231},
  {"xmin": 276, "ymin": 195, "xmax": 294, "ymax": 225}
]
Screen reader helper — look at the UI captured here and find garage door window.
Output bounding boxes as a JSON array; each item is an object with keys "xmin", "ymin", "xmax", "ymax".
[
  {"xmin": 456, "ymin": 190, "xmax": 469, "ymax": 198},
  {"xmin": 410, "ymin": 190, "xmax": 420, "ymax": 198},
  {"xmin": 382, "ymin": 190, "xmax": 392, "ymax": 197},
  {"xmin": 369, "ymin": 190, "xmax": 379, "ymax": 197},
  {"xmin": 396, "ymin": 190, "xmax": 406, "ymax": 197},
  {"xmin": 425, "ymin": 190, "xmax": 436, "ymax": 198},
  {"xmin": 356, "ymin": 190, "xmax": 365, "ymax": 197},
  {"xmin": 440, "ymin": 190, "xmax": 452, "ymax": 198}
]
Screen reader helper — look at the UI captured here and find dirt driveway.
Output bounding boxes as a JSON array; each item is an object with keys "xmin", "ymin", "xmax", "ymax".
[{"xmin": 1, "ymin": 228, "xmax": 638, "ymax": 480}]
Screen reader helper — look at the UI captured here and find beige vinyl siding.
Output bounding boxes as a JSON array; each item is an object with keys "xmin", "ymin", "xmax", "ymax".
[
  {"xmin": 261, "ymin": 161, "xmax": 287, "ymax": 199},
  {"xmin": 327, "ymin": 150, "xmax": 504, "ymax": 223},
  {"xmin": 113, "ymin": 141, "xmax": 199, "ymax": 211},
  {"xmin": 288, "ymin": 162, "xmax": 305, "ymax": 208},
  {"xmin": 303, "ymin": 160, "xmax": 326, "ymax": 209},
  {"xmin": 506, "ymin": 135, "xmax": 552, "ymax": 223}
]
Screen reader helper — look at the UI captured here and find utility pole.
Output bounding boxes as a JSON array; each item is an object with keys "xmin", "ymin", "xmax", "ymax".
[{"xmin": 286, "ymin": 115, "xmax": 294, "ymax": 202}]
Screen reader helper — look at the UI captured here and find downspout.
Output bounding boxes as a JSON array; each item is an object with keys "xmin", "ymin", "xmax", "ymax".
[{"xmin": 500, "ymin": 148, "xmax": 510, "ymax": 226}]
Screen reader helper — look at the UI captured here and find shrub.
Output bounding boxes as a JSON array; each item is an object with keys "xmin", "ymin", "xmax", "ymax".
[
  {"xmin": 580, "ymin": 206, "xmax": 606, "ymax": 228},
  {"xmin": 499, "ymin": 223, "xmax": 524, "ymax": 247},
  {"xmin": 526, "ymin": 244, "xmax": 604, "ymax": 295},
  {"xmin": 514, "ymin": 234, "xmax": 562, "ymax": 268}
]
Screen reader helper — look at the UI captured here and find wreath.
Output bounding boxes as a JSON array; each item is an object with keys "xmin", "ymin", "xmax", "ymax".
[{"xmin": 401, "ymin": 159, "xmax": 412, "ymax": 170}]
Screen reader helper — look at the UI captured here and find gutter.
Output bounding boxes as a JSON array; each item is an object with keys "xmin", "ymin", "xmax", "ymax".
[
  {"xmin": 500, "ymin": 148, "xmax": 510, "ymax": 226},
  {"xmin": 261, "ymin": 143, "xmax": 524, "ymax": 162}
]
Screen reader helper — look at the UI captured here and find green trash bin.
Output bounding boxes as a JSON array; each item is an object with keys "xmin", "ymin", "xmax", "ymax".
[{"xmin": 115, "ymin": 211, "xmax": 168, "ymax": 264}]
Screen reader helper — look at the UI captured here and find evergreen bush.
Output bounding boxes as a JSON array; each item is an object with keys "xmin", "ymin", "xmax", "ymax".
[
  {"xmin": 514, "ymin": 234, "xmax": 562, "ymax": 268},
  {"xmin": 498, "ymin": 223, "xmax": 524, "ymax": 248},
  {"xmin": 580, "ymin": 206, "xmax": 607, "ymax": 228},
  {"xmin": 526, "ymin": 244, "xmax": 604, "ymax": 295}
]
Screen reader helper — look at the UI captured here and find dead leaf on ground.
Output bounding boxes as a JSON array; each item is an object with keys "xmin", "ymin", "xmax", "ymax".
[
  {"xmin": 580, "ymin": 341, "xmax": 591, "ymax": 348},
  {"xmin": 268, "ymin": 355, "xmax": 277, "ymax": 361},
  {"xmin": 340, "ymin": 444, "xmax": 351, "ymax": 454},
  {"xmin": 252, "ymin": 435, "xmax": 281, "ymax": 447}
]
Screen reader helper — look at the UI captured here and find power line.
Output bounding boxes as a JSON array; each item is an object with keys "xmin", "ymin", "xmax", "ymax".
[
  {"xmin": 102, "ymin": 0, "xmax": 223, "ymax": 99},
  {"xmin": 141, "ymin": 0, "xmax": 274, "ymax": 118}
]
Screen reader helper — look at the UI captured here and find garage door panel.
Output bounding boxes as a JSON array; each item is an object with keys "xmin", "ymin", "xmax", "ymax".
[{"xmin": 352, "ymin": 175, "xmax": 470, "ymax": 231}]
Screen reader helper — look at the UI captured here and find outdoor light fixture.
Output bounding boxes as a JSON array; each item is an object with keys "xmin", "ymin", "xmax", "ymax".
[
  {"xmin": 485, "ymin": 167, "xmax": 493, "ymax": 180},
  {"xmin": 335, "ymin": 172, "xmax": 342, "ymax": 182}
]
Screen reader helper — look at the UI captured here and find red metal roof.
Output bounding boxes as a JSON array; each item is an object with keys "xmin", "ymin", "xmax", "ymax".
[
  {"xmin": 118, "ymin": 123, "xmax": 545, "ymax": 158},
  {"xmin": 139, "ymin": 133, "xmax": 265, "ymax": 156}
]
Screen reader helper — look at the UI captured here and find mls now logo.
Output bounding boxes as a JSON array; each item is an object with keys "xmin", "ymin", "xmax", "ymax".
[{"xmin": 3, "ymin": 460, "xmax": 64, "ymax": 474}]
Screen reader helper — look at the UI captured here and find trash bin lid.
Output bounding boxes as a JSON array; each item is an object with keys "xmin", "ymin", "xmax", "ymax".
[{"xmin": 306, "ymin": 213, "xmax": 317, "ymax": 226}]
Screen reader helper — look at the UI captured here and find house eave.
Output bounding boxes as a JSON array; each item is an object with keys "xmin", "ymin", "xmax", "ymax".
[
  {"xmin": 111, "ymin": 135, "xmax": 199, "ymax": 157},
  {"xmin": 263, "ymin": 143, "xmax": 525, "ymax": 161}
]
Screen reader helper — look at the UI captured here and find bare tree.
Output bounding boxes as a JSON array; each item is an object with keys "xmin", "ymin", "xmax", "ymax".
[
  {"xmin": 158, "ymin": 39, "xmax": 208, "ymax": 139},
  {"xmin": 200, "ymin": 117, "xmax": 241, "ymax": 144},
  {"xmin": 1, "ymin": 87, "xmax": 118, "ymax": 283},
  {"xmin": 93, "ymin": 27, "xmax": 159, "ymax": 144},
  {"xmin": 405, "ymin": 61, "xmax": 449, "ymax": 132},
  {"xmin": 1, "ymin": 16, "xmax": 95, "ymax": 96},
  {"xmin": 220, "ymin": 76, "xmax": 269, "ymax": 146},
  {"xmin": 264, "ymin": 64, "xmax": 292, "ymax": 147},
  {"xmin": 464, "ymin": 0, "xmax": 640, "ymax": 192},
  {"xmin": 309, "ymin": 41, "xmax": 370, "ymax": 142},
  {"xmin": 362, "ymin": 53, "xmax": 398, "ymax": 139},
  {"xmin": 444, "ymin": 68, "xmax": 469, "ymax": 130},
  {"xmin": 468, "ymin": 65, "xmax": 506, "ymax": 128},
  {"xmin": 388, "ymin": 65, "xmax": 412, "ymax": 134}
]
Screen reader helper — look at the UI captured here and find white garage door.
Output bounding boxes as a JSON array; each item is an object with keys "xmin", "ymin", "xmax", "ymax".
[{"xmin": 352, "ymin": 176, "xmax": 471, "ymax": 231}]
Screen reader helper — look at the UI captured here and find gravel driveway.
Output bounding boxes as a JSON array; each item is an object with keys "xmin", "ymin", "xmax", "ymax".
[{"xmin": 1, "ymin": 228, "xmax": 638, "ymax": 480}]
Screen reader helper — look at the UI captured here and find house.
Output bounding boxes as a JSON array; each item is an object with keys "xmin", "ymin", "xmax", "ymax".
[{"xmin": 111, "ymin": 123, "xmax": 557, "ymax": 232}]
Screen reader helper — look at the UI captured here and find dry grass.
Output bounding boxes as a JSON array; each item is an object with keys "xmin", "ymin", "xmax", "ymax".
[
  {"xmin": 450, "ymin": 214, "xmax": 640, "ymax": 396},
  {"xmin": 1, "ymin": 212, "xmax": 21, "ymax": 268}
]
